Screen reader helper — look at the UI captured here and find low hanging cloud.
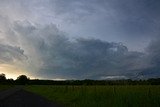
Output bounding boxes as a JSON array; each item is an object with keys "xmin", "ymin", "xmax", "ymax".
[
  {"xmin": 137, "ymin": 38, "xmax": 160, "ymax": 78},
  {"xmin": 0, "ymin": 44, "xmax": 26, "ymax": 64},
  {"xmin": 6, "ymin": 21, "xmax": 150, "ymax": 79},
  {"xmin": 0, "ymin": 0, "xmax": 160, "ymax": 80},
  {"xmin": 0, "ymin": 20, "xmax": 160, "ymax": 80}
]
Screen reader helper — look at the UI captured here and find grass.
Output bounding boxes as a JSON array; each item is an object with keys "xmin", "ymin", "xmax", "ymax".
[
  {"xmin": 25, "ymin": 85, "xmax": 160, "ymax": 107},
  {"xmin": 0, "ymin": 85, "xmax": 13, "ymax": 91}
]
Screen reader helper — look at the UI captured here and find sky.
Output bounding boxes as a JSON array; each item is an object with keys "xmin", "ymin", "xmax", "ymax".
[{"xmin": 0, "ymin": 0, "xmax": 160, "ymax": 80}]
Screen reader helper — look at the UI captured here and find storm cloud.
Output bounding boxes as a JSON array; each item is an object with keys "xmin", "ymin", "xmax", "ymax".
[
  {"xmin": 138, "ymin": 38, "xmax": 160, "ymax": 78},
  {"xmin": 0, "ymin": 20, "xmax": 159, "ymax": 80},
  {"xmin": 0, "ymin": 0, "xmax": 160, "ymax": 79},
  {"xmin": 0, "ymin": 0, "xmax": 160, "ymax": 51},
  {"xmin": 0, "ymin": 44, "xmax": 26, "ymax": 64},
  {"xmin": 6, "ymin": 21, "xmax": 148, "ymax": 79}
]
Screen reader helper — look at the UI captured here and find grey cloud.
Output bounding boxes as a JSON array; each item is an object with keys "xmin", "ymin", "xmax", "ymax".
[
  {"xmin": 138, "ymin": 38, "xmax": 160, "ymax": 78},
  {"xmin": 0, "ymin": 15, "xmax": 19, "ymax": 46},
  {"xmin": 0, "ymin": 0, "xmax": 159, "ymax": 52},
  {"xmin": 12, "ymin": 21, "xmax": 148, "ymax": 79},
  {"xmin": 0, "ymin": 0, "xmax": 160, "ymax": 79},
  {"xmin": 46, "ymin": 0, "xmax": 160, "ymax": 51},
  {"xmin": 2, "ymin": 19, "xmax": 160, "ymax": 79},
  {"xmin": 0, "ymin": 44, "xmax": 26, "ymax": 64},
  {"xmin": 38, "ymin": 38, "xmax": 146, "ymax": 79}
]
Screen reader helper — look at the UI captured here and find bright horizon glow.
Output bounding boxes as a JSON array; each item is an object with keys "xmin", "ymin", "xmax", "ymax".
[
  {"xmin": 0, "ymin": 64, "xmax": 64, "ymax": 80},
  {"xmin": 0, "ymin": 64, "xmax": 31, "ymax": 80}
]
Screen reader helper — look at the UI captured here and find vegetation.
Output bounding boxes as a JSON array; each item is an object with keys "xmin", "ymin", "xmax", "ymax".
[
  {"xmin": 0, "ymin": 74, "xmax": 14, "ymax": 91},
  {"xmin": 1, "ymin": 73, "xmax": 160, "ymax": 85},
  {"xmin": 16, "ymin": 75, "xmax": 30, "ymax": 85},
  {"xmin": 0, "ymin": 73, "xmax": 6, "ymax": 81},
  {"xmin": 0, "ymin": 85, "xmax": 13, "ymax": 91},
  {"xmin": 1, "ymin": 73, "xmax": 160, "ymax": 106},
  {"xmin": 25, "ymin": 85, "xmax": 160, "ymax": 107}
]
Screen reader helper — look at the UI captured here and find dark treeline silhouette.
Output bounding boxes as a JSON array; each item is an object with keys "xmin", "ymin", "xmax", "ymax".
[{"xmin": 0, "ymin": 73, "xmax": 160, "ymax": 85}]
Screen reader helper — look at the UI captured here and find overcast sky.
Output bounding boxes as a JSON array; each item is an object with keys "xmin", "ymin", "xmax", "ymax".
[{"xmin": 0, "ymin": 0, "xmax": 160, "ymax": 80}]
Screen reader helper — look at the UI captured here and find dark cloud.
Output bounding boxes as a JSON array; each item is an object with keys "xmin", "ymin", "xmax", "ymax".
[
  {"xmin": 12, "ymin": 21, "xmax": 149, "ymax": 79},
  {"xmin": 0, "ymin": 20, "xmax": 160, "ymax": 80},
  {"xmin": 138, "ymin": 38, "xmax": 160, "ymax": 78},
  {"xmin": 0, "ymin": 44, "xmax": 26, "ymax": 64},
  {"xmin": 0, "ymin": 0, "xmax": 160, "ymax": 51},
  {"xmin": 51, "ymin": 0, "xmax": 160, "ymax": 35},
  {"xmin": 0, "ymin": 0, "xmax": 160, "ymax": 79}
]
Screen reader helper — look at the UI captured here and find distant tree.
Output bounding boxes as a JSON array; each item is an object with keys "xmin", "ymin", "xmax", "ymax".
[
  {"xmin": 0, "ymin": 73, "xmax": 6, "ymax": 81},
  {"xmin": 7, "ymin": 78, "xmax": 14, "ymax": 85},
  {"xmin": 16, "ymin": 75, "xmax": 30, "ymax": 85}
]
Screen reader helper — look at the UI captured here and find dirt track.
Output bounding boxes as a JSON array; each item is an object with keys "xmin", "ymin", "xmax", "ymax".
[{"xmin": 0, "ymin": 87, "xmax": 62, "ymax": 107}]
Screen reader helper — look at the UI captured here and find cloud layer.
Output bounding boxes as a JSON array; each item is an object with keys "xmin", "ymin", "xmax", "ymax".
[
  {"xmin": 0, "ymin": 0, "xmax": 160, "ymax": 79},
  {"xmin": 0, "ymin": 44, "xmax": 26, "ymax": 64},
  {"xmin": 0, "ymin": 0, "xmax": 160, "ymax": 51},
  {"xmin": 0, "ymin": 21, "xmax": 153, "ymax": 79},
  {"xmin": 0, "ymin": 20, "xmax": 160, "ymax": 79}
]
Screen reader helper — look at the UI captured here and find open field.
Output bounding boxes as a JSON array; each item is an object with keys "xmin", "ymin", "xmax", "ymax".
[
  {"xmin": 0, "ymin": 85, "xmax": 13, "ymax": 91},
  {"xmin": 25, "ymin": 85, "xmax": 160, "ymax": 107}
]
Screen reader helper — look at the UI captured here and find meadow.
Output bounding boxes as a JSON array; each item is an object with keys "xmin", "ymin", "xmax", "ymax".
[
  {"xmin": 25, "ymin": 85, "xmax": 160, "ymax": 107},
  {"xmin": 0, "ymin": 85, "xmax": 13, "ymax": 91}
]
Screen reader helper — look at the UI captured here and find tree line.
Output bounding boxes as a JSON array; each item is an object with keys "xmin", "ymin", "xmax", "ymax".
[{"xmin": 0, "ymin": 73, "xmax": 160, "ymax": 85}]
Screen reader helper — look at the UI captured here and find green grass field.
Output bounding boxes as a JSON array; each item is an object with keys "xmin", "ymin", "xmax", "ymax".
[
  {"xmin": 25, "ymin": 85, "xmax": 160, "ymax": 107},
  {"xmin": 0, "ymin": 85, "xmax": 13, "ymax": 91}
]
